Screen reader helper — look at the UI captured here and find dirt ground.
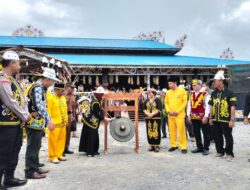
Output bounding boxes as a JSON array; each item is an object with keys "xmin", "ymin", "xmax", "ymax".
[{"xmin": 13, "ymin": 122, "xmax": 250, "ymax": 190}]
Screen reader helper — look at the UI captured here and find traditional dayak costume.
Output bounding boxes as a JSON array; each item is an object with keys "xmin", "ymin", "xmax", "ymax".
[
  {"xmin": 79, "ymin": 87, "xmax": 104, "ymax": 157},
  {"xmin": 209, "ymin": 71, "xmax": 237, "ymax": 160},
  {"xmin": 24, "ymin": 59, "xmax": 58, "ymax": 178},
  {"xmin": 187, "ymin": 79, "xmax": 210, "ymax": 155},
  {"xmin": 143, "ymin": 88, "xmax": 162, "ymax": 152},
  {"xmin": 0, "ymin": 51, "xmax": 29, "ymax": 188}
]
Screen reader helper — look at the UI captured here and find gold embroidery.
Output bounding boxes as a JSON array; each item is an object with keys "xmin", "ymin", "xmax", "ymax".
[
  {"xmin": 152, "ymin": 102, "xmax": 156, "ymax": 112},
  {"xmin": 212, "ymin": 98, "xmax": 217, "ymax": 117},
  {"xmin": 11, "ymin": 78, "xmax": 24, "ymax": 108},
  {"xmin": 146, "ymin": 101, "xmax": 157, "ymax": 113},
  {"xmin": 190, "ymin": 92, "xmax": 205, "ymax": 109},
  {"xmin": 3, "ymin": 77, "xmax": 22, "ymax": 120},
  {"xmin": 147, "ymin": 120, "xmax": 158, "ymax": 139},
  {"xmin": 212, "ymin": 98, "xmax": 230, "ymax": 119},
  {"xmin": 220, "ymin": 98, "xmax": 229, "ymax": 117},
  {"xmin": 146, "ymin": 102, "xmax": 150, "ymax": 113},
  {"xmin": 0, "ymin": 121, "xmax": 21, "ymax": 125},
  {"xmin": 82, "ymin": 116, "xmax": 99, "ymax": 129},
  {"xmin": 230, "ymin": 97, "xmax": 237, "ymax": 101},
  {"xmin": 80, "ymin": 100, "xmax": 91, "ymax": 117},
  {"xmin": 58, "ymin": 97, "xmax": 67, "ymax": 125},
  {"xmin": 191, "ymin": 113, "xmax": 204, "ymax": 120},
  {"xmin": 27, "ymin": 117, "xmax": 44, "ymax": 128},
  {"xmin": 91, "ymin": 116, "xmax": 98, "ymax": 127}
]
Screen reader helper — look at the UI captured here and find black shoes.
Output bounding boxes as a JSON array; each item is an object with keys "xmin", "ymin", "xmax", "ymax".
[
  {"xmin": 26, "ymin": 172, "xmax": 46, "ymax": 179},
  {"xmin": 3, "ymin": 178, "xmax": 27, "ymax": 187},
  {"xmin": 162, "ymin": 135, "xmax": 167, "ymax": 138},
  {"xmin": 87, "ymin": 152, "xmax": 100, "ymax": 157},
  {"xmin": 38, "ymin": 168, "xmax": 49, "ymax": 174},
  {"xmin": 181, "ymin": 149, "xmax": 188, "ymax": 154},
  {"xmin": 191, "ymin": 148, "xmax": 203, "ymax": 153},
  {"xmin": 154, "ymin": 147, "xmax": 160, "ymax": 152},
  {"xmin": 215, "ymin": 153, "xmax": 225, "ymax": 158},
  {"xmin": 38, "ymin": 163, "xmax": 45, "ymax": 167},
  {"xmin": 202, "ymin": 150, "xmax": 209, "ymax": 156},
  {"xmin": 191, "ymin": 148, "xmax": 209, "ymax": 155},
  {"xmin": 64, "ymin": 148, "xmax": 74, "ymax": 154},
  {"xmin": 168, "ymin": 147, "xmax": 178, "ymax": 152}
]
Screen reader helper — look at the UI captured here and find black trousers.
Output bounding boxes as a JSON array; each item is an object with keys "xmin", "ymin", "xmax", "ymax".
[
  {"xmin": 209, "ymin": 125, "xmax": 215, "ymax": 141},
  {"xmin": 213, "ymin": 121, "xmax": 234, "ymax": 157},
  {"xmin": 71, "ymin": 120, "xmax": 77, "ymax": 132},
  {"xmin": 192, "ymin": 120, "xmax": 210, "ymax": 151},
  {"xmin": 25, "ymin": 128, "xmax": 43, "ymax": 177},
  {"xmin": 0, "ymin": 125, "xmax": 22, "ymax": 178},
  {"xmin": 185, "ymin": 117, "xmax": 194, "ymax": 138},
  {"xmin": 161, "ymin": 117, "xmax": 167, "ymax": 137}
]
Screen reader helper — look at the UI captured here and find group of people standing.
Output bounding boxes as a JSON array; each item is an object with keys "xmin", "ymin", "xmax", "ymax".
[
  {"xmin": 0, "ymin": 51, "xmax": 79, "ymax": 190},
  {"xmin": 0, "ymin": 50, "xmax": 247, "ymax": 190},
  {"xmin": 143, "ymin": 71, "xmax": 237, "ymax": 162}
]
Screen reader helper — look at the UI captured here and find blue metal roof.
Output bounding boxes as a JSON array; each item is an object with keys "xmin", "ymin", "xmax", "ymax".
[
  {"xmin": 48, "ymin": 54, "xmax": 250, "ymax": 66},
  {"xmin": 0, "ymin": 36, "xmax": 177, "ymax": 50}
]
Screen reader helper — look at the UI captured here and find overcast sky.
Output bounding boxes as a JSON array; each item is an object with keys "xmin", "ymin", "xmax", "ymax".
[{"xmin": 0, "ymin": 0, "xmax": 250, "ymax": 60}]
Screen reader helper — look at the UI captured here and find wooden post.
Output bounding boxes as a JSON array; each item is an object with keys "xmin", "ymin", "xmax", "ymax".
[
  {"xmin": 134, "ymin": 95, "xmax": 139, "ymax": 153},
  {"xmin": 104, "ymin": 99, "xmax": 108, "ymax": 155}
]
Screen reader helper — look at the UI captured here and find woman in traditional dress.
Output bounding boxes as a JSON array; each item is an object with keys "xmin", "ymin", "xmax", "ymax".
[
  {"xmin": 143, "ymin": 88, "xmax": 162, "ymax": 152},
  {"xmin": 78, "ymin": 87, "xmax": 105, "ymax": 157}
]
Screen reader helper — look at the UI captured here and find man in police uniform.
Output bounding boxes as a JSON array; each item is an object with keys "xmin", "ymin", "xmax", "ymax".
[
  {"xmin": 209, "ymin": 70, "xmax": 236, "ymax": 162},
  {"xmin": 0, "ymin": 51, "xmax": 31, "ymax": 190}
]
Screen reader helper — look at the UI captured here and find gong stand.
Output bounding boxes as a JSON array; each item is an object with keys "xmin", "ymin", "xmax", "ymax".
[{"xmin": 103, "ymin": 89, "xmax": 143, "ymax": 155}]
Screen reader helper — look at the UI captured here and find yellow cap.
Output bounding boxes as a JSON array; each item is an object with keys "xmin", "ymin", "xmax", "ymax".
[{"xmin": 192, "ymin": 79, "xmax": 202, "ymax": 85}]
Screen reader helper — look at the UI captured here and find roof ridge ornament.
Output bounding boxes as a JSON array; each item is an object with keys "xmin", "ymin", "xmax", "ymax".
[
  {"xmin": 175, "ymin": 33, "xmax": 187, "ymax": 49},
  {"xmin": 12, "ymin": 24, "xmax": 45, "ymax": 37},
  {"xmin": 220, "ymin": 48, "xmax": 234, "ymax": 60},
  {"xmin": 134, "ymin": 30, "xmax": 165, "ymax": 43}
]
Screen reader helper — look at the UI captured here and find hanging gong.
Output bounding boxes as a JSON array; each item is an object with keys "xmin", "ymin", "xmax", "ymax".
[{"xmin": 110, "ymin": 117, "xmax": 135, "ymax": 142}]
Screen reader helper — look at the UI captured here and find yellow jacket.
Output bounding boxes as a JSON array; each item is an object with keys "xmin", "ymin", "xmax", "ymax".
[
  {"xmin": 46, "ymin": 86, "xmax": 54, "ymax": 99},
  {"xmin": 47, "ymin": 94, "xmax": 68, "ymax": 127},
  {"xmin": 165, "ymin": 87, "xmax": 187, "ymax": 119}
]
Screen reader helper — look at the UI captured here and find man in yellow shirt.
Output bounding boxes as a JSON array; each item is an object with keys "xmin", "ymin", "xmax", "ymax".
[
  {"xmin": 47, "ymin": 83, "xmax": 68, "ymax": 164},
  {"xmin": 165, "ymin": 77, "xmax": 188, "ymax": 153}
]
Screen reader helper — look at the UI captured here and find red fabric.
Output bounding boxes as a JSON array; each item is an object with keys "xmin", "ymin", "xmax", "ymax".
[{"xmin": 190, "ymin": 91, "xmax": 207, "ymax": 120}]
